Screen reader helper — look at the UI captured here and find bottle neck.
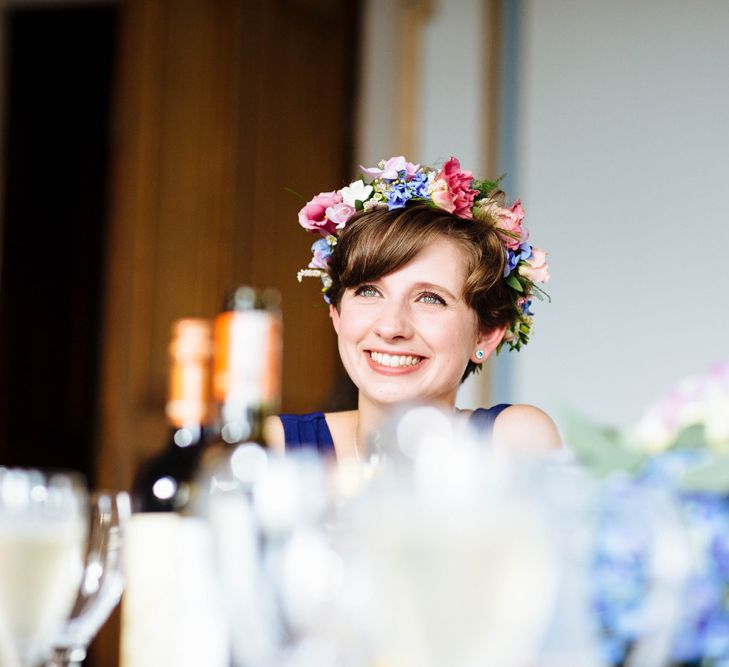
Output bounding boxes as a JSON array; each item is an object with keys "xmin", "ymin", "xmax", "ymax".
[
  {"xmin": 214, "ymin": 400, "xmax": 268, "ymax": 446},
  {"xmin": 166, "ymin": 422, "xmax": 206, "ymax": 449}
]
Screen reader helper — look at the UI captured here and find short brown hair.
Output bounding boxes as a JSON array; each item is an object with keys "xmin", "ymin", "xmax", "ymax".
[{"xmin": 326, "ymin": 204, "xmax": 514, "ymax": 379}]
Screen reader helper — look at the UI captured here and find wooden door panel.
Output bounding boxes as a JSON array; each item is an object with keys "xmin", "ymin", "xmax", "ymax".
[{"xmin": 94, "ymin": 1, "xmax": 357, "ymax": 664}]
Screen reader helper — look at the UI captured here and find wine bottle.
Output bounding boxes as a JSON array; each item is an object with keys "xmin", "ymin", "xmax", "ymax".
[
  {"xmin": 132, "ymin": 318, "xmax": 213, "ymax": 511},
  {"xmin": 205, "ymin": 286, "xmax": 282, "ymax": 481},
  {"xmin": 120, "ymin": 318, "xmax": 229, "ymax": 667}
]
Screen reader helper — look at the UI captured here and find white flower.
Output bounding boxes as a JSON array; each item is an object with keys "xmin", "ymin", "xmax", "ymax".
[
  {"xmin": 296, "ymin": 268, "xmax": 324, "ymax": 282},
  {"xmin": 704, "ymin": 396, "xmax": 729, "ymax": 448},
  {"xmin": 627, "ymin": 413, "xmax": 673, "ymax": 454},
  {"xmin": 340, "ymin": 179, "xmax": 373, "ymax": 207},
  {"xmin": 363, "ymin": 199, "xmax": 387, "ymax": 212},
  {"xmin": 427, "ymin": 177, "xmax": 448, "ymax": 195}
]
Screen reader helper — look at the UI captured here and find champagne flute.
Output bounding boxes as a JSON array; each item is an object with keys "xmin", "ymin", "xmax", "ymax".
[
  {"xmin": 0, "ymin": 468, "xmax": 88, "ymax": 667},
  {"xmin": 47, "ymin": 491, "xmax": 131, "ymax": 667}
]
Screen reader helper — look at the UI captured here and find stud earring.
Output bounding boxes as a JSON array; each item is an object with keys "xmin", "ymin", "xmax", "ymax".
[{"xmin": 475, "ymin": 349, "xmax": 485, "ymax": 360}]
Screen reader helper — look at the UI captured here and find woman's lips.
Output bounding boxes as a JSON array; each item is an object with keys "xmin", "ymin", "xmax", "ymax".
[{"xmin": 366, "ymin": 350, "xmax": 426, "ymax": 375}]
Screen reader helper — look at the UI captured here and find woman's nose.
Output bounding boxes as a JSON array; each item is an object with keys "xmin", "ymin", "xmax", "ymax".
[{"xmin": 373, "ymin": 302, "xmax": 413, "ymax": 340}]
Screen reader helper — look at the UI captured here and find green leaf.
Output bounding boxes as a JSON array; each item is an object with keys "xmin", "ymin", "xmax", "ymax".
[
  {"xmin": 559, "ymin": 405, "xmax": 645, "ymax": 476},
  {"xmin": 283, "ymin": 186, "xmax": 306, "ymax": 202},
  {"xmin": 672, "ymin": 423, "xmax": 708, "ymax": 450},
  {"xmin": 506, "ymin": 274, "xmax": 524, "ymax": 292},
  {"xmin": 355, "ymin": 199, "xmax": 364, "ymax": 211},
  {"xmin": 679, "ymin": 456, "xmax": 729, "ymax": 493},
  {"xmin": 410, "ymin": 197, "xmax": 438, "ymax": 208},
  {"xmin": 531, "ymin": 283, "xmax": 551, "ymax": 303},
  {"xmin": 472, "ymin": 175, "xmax": 505, "ymax": 198},
  {"xmin": 496, "ymin": 227, "xmax": 521, "ymax": 240}
]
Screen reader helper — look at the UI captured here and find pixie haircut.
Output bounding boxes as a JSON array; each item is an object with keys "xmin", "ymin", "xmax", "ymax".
[{"xmin": 325, "ymin": 204, "xmax": 514, "ymax": 380}]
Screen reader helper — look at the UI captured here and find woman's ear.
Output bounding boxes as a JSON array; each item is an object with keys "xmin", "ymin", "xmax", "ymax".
[
  {"xmin": 471, "ymin": 325, "xmax": 507, "ymax": 363},
  {"xmin": 329, "ymin": 303, "xmax": 340, "ymax": 334}
]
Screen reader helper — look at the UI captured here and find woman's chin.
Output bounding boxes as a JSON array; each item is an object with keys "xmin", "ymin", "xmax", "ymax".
[{"xmin": 361, "ymin": 384, "xmax": 456, "ymax": 410}]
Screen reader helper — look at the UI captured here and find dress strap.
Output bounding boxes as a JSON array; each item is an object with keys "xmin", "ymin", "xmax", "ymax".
[
  {"xmin": 279, "ymin": 412, "xmax": 336, "ymax": 455},
  {"xmin": 468, "ymin": 403, "xmax": 511, "ymax": 437}
]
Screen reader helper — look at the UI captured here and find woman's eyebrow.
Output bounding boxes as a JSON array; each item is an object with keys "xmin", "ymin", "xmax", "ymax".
[{"xmin": 412, "ymin": 282, "xmax": 459, "ymax": 301}]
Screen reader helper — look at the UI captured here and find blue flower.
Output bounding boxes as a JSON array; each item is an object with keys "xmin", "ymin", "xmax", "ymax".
[
  {"xmin": 520, "ymin": 299, "xmax": 534, "ymax": 315},
  {"xmin": 639, "ymin": 449, "xmax": 709, "ymax": 486},
  {"xmin": 504, "ymin": 249, "xmax": 519, "ymax": 277},
  {"xmin": 406, "ymin": 172, "xmax": 429, "ymax": 199},
  {"xmin": 504, "ymin": 242, "xmax": 535, "ymax": 277},
  {"xmin": 309, "ymin": 237, "xmax": 333, "ymax": 270},
  {"xmin": 386, "ymin": 180, "xmax": 410, "ymax": 209}
]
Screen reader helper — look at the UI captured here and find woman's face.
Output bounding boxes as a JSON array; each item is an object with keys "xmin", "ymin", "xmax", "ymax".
[{"xmin": 330, "ymin": 236, "xmax": 500, "ymax": 409}]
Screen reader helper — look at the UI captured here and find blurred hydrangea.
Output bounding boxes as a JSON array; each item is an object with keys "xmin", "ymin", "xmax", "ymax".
[{"xmin": 566, "ymin": 361, "xmax": 729, "ymax": 666}]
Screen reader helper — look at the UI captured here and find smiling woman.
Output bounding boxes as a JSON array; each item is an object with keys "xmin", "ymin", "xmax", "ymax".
[
  {"xmin": 268, "ymin": 156, "xmax": 561, "ymax": 459},
  {"xmin": 331, "ymin": 236, "xmax": 499, "ymax": 408}
]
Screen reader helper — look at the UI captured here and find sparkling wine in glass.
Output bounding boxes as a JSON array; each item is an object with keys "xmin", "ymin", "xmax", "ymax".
[
  {"xmin": 0, "ymin": 468, "xmax": 87, "ymax": 667},
  {"xmin": 47, "ymin": 491, "xmax": 131, "ymax": 667}
]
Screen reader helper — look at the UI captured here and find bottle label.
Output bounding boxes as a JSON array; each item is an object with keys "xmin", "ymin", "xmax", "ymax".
[
  {"xmin": 120, "ymin": 514, "xmax": 229, "ymax": 667},
  {"xmin": 214, "ymin": 311, "xmax": 281, "ymax": 412},
  {"xmin": 166, "ymin": 361, "xmax": 210, "ymax": 428},
  {"xmin": 165, "ymin": 319, "xmax": 212, "ymax": 428}
]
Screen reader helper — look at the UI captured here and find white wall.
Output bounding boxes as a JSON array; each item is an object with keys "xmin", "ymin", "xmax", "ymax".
[
  {"xmin": 417, "ymin": 0, "xmax": 490, "ymax": 409},
  {"xmin": 418, "ymin": 0, "xmax": 486, "ymax": 173},
  {"xmin": 514, "ymin": 0, "xmax": 729, "ymax": 426},
  {"xmin": 357, "ymin": 0, "xmax": 494, "ymax": 409}
]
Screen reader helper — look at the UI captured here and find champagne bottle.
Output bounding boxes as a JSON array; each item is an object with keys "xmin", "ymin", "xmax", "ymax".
[
  {"xmin": 120, "ymin": 318, "xmax": 229, "ymax": 667},
  {"xmin": 202, "ymin": 286, "xmax": 283, "ymax": 667},
  {"xmin": 205, "ymin": 286, "xmax": 282, "ymax": 481}
]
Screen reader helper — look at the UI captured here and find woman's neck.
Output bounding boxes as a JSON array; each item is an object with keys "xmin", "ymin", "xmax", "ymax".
[{"xmin": 354, "ymin": 394, "xmax": 458, "ymax": 458}]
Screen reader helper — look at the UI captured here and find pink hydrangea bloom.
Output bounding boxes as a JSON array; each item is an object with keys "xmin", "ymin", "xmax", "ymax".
[
  {"xmin": 298, "ymin": 191, "xmax": 342, "ymax": 236},
  {"xmin": 432, "ymin": 157, "xmax": 478, "ymax": 219}
]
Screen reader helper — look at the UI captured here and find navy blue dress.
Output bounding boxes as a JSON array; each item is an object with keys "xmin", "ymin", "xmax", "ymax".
[{"xmin": 280, "ymin": 404, "xmax": 511, "ymax": 454}]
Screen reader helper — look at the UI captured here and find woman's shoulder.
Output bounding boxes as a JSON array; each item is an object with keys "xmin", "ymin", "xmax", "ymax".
[
  {"xmin": 265, "ymin": 410, "xmax": 357, "ymax": 453},
  {"xmin": 265, "ymin": 412, "xmax": 328, "ymax": 451},
  {"xmin": 321, "ymin": 409, "xmax": 357, "ymax": 431},
  {"xmin": 490, "ymin": 403, "xmax": 562, "ymax": 454}
]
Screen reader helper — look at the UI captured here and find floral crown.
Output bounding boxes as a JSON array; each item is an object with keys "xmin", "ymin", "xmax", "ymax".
[{"xmin": 296, "ymin": 155, "xmax": 550, "ymax": 352}]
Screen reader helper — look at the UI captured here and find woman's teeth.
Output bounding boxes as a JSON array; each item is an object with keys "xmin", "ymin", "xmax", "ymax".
[{"xmin": 370, "ymin": 351, "xmax": 422, "ymax": 367}]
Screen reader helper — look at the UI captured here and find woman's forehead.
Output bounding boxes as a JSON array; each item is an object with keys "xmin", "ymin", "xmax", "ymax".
[{"xmin": 374, "ymin": 237, "xmax": 469, "ymax": 293}]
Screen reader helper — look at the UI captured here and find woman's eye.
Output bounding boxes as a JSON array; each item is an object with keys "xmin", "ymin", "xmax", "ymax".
[
  {"xmin": 419, "ymin": 292, "xmax": 446, "ymax": 305},
  {"xmin": 354, "ymin": 284, "xmax": 380, "ymax": 298}
]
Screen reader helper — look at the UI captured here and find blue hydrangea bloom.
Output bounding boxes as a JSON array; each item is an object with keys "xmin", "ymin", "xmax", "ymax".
[
  {"xmin": 591, "ymin": 469, "xmax": 729, "ymax": 665},
  {"xmin": 311, "ymin": 237, "xmax": 331, "ymax": 257},
  {"xmin": 406, "ymin": 172, "xmax": 429, "ymax": 199},
  {"xmin": 386, "ymin": 180, "xmax": 410, "ymax": 209},
  {"xmin": 520, "ymin": 299, "xmax": 534, "ymax": 315},
  {"xmin": 504, "ymin": 242, "xmax": 535, "ymax": 277},
  {"xmin": 504, "ymin": 249, "xmax": 518, "ymax": 277},
  {"xmin": 309, "ymin": 237, "xmax": 333, "ymax": 270}
]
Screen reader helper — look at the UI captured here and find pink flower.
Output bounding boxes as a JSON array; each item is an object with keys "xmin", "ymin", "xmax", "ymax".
[
  {"xmin": 518, "ymin": 246, "xmax": 550, "ymax": 283},
  {"xmin": 434, "ymin": 157, "xmax": 478, "ymax": 218},
  {"xmin": 298, "ymin": 191, "xmax": 342, "ymax": 235},
  {"xmin": 431, "ymin": 189, "xmax": 457, "ymax": 213},
  {"xmin": 325, "ymin": 202, "xmax": 356, "ymax": 229},
  {"xmin": 495, "ymin": 200, "xmax": 527, "ymax": 250},
  {"xmin": 361, "ymin": 156, "xmax": 420, "ymax": 180}
]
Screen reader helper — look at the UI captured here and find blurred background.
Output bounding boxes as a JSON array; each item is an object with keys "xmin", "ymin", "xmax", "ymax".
[{"xmin": 0, "ymin": 0, "xmax": 727, "ymax": 662}]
